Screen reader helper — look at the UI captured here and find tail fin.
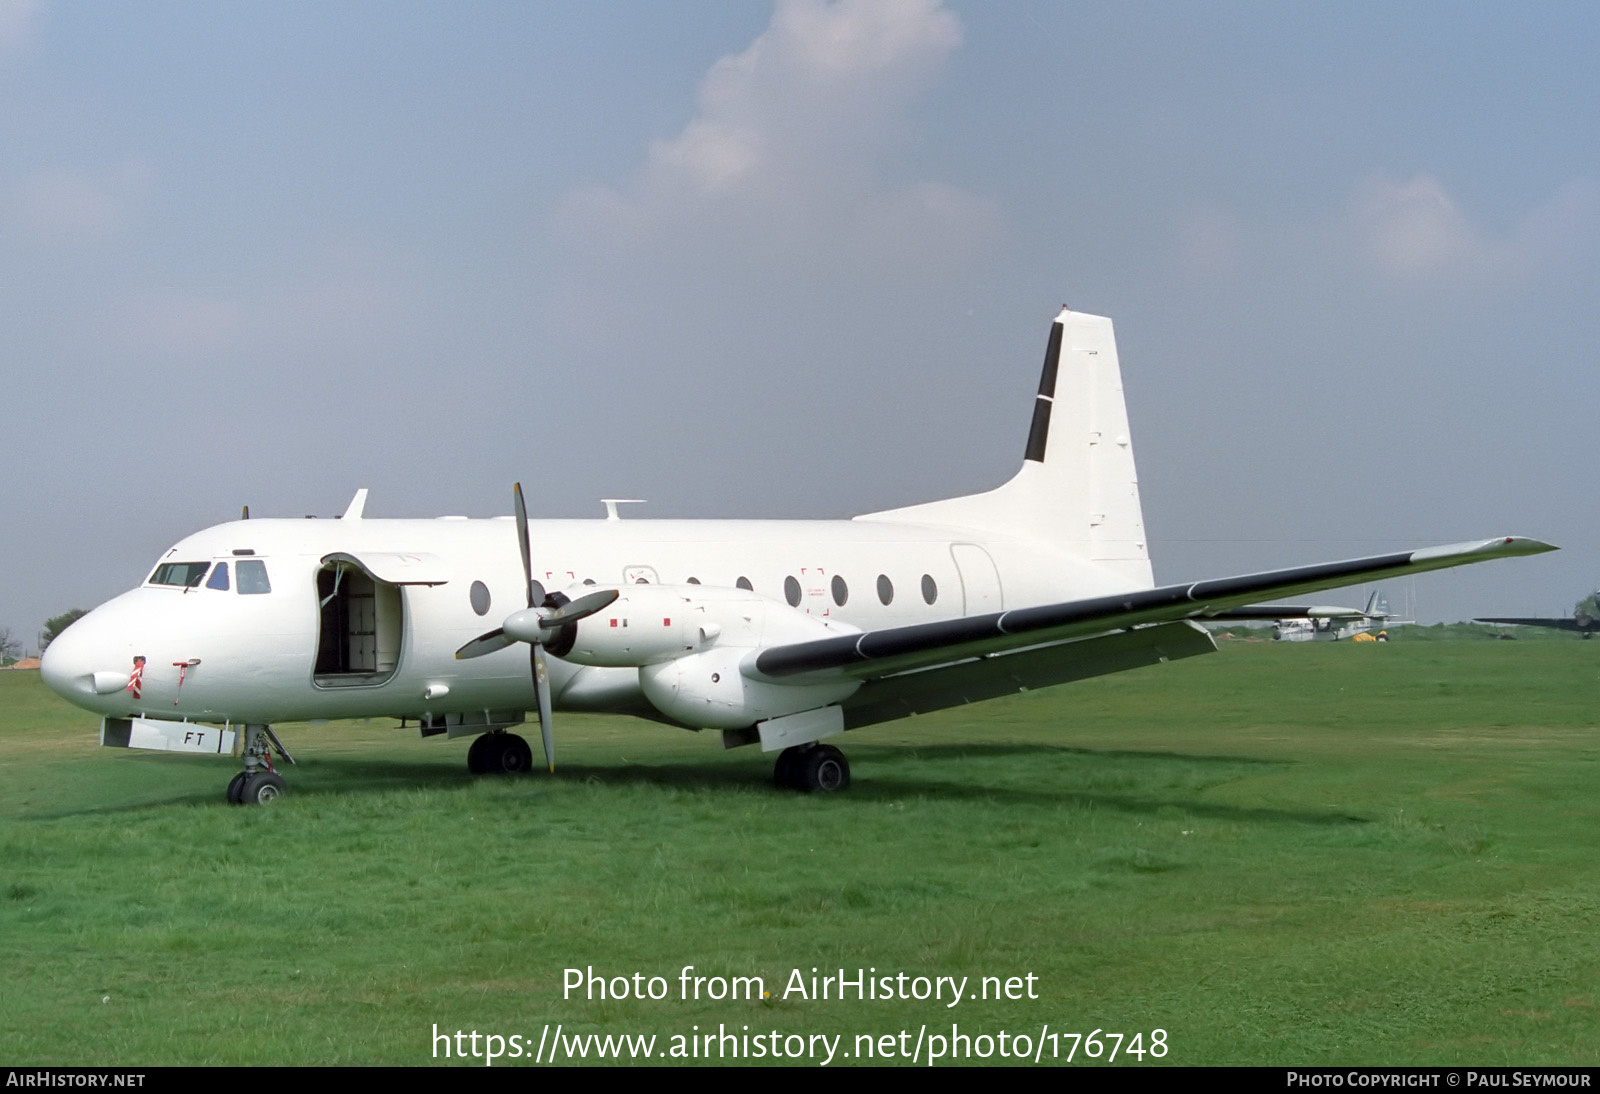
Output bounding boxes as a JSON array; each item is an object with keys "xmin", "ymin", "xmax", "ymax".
[{"xmin": 858, "ymin": 307, "xmax": 1153, "ymax": 587}]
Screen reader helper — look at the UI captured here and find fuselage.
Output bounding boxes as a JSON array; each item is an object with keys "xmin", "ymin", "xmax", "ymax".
[{"xmin": 41, "ymin": 511, "xmax": 1141, "ymax": 729}]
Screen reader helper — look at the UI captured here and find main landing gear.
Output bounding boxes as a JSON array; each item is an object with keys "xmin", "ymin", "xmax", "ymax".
[
  {"xmin": 773, "ymin": 743, "xmax": 851, "ymax": 792},
  {"xmin": 227, "ymin": 724, "xmax": 295, "ymax": 805},
  {"xmin": 467, "ymin": 731, "xmax": 535, "ymax": 775}
]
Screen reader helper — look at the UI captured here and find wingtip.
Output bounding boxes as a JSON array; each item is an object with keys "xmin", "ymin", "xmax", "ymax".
[
  {"xmin": 1496, "ymin": 536, "xmax": 1559, "ymax": 556},
  {"xmin": 1410, "ymin": 536, "xmax": 1558, "ymax": 564}
]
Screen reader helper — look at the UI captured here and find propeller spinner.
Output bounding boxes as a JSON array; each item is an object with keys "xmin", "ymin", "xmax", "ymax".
[{"xmin": 454, "ymin": 483, "xmax": 618, "ymax": 771}]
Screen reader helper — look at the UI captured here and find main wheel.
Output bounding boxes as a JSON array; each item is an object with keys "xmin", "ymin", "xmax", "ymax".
[
  {"xmin": 773, "ymin": 746, "xmax": 803, "ymax": 789},
  {"xmin": 237, "ymin": 771, "xmax": 286, "ymax": 805},
  {"xmin": 496, "ymin": 733, "xmax": 534, "ymax": 774},
  {"xmin": 796, "ymin": 745, "xmax": 850, "ymax": 793},
  {"xmin": 225, "ymin": 772, "xmax": 248, "ymax": 804},
  {"xmin": 467, "ymin": 732, "xmax": 500, "ymax": 774}
]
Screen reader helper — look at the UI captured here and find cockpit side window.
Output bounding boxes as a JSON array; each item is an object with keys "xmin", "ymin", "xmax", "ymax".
[
  {"xmin": 236, "ymin": 559, "xmax": 272, "ymax": 595},
  {"xmin": 206, "ymin": 562, "xmax": 230, "ymax": 591},
  {"xmin": 149, "ymin": 562, "xmax": 209, "ymax": 587}
]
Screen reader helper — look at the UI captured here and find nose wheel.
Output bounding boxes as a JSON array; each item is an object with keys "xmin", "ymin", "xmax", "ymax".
[
  {"xmin": 228, "ymin": 770, "xmax": 286, "ymax": 805},
  {"xmin": 226, "ymin": 723, "xmax": 293, "ymax": 805}
]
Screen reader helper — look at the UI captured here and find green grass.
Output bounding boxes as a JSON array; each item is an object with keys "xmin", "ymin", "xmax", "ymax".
[{"xmin": 1, "ymin": 639, "xmax": 1597, "ymax": 1066}]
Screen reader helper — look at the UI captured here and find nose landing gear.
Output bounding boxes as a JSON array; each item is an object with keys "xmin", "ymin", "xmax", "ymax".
[{"xmin": 226, "ymin": 724, "xmax": 295, "ymax": 805}]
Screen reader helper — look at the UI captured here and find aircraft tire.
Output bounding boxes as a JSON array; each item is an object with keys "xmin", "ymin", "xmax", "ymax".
[
  {"xmin": 774, "ymin": 746, "xmax": 802, "ymax": 789},
  {"xmin": 796, "ymin": 745, "xmax": 850, "ymax": 793},
  {"xmin": 237, "ymin": 771, "xmax": 286, "ymax": 805},
  {"xmin": 495, "ymin": 733, "xmax": 534, "ymax": 775},
  {"xmin": 226, "ymin": 772, "xmax": 248, "ymax": 804},
  {"xmin": 466, "ymin": 732, "xmax": 499, "ymax": 774}
]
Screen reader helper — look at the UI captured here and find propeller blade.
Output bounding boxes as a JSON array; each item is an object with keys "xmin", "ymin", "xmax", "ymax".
[
  {"xmin": 510, "ymin": 481, "xmax": 557, "ymax": 773},
  {"xmin": 455, "ymin": 628, "xmax": 514, "ymax": 660},
  {"xmin": 513, "ymin": 482, "xmax": 536, "ymax": 609},
  {"xmin": 533, "ymin": 644, "xmax": 554, "ymax": 772},
  {"xmin": 540, "ymin": 588, "xmax": 620, "ymax": 627}
]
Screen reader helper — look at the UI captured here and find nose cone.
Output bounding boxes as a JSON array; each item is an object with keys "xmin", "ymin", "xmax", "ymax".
[{"xmin": 40, "ymin": 615, "xmax": 101, "ymax": 705}]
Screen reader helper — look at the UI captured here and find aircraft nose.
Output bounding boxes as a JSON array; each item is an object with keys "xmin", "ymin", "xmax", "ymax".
[
  {"xmin": 39, "ymin": 616, "xmax": 117, "ymax": 705},
  {"xmin": 40, "ymin": 623, "xmax": 87, "ymax": 700}
]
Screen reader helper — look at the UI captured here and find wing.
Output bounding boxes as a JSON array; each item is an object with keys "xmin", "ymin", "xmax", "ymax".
[
  {"xmin": 750, "ymin": 536, "xmax": 1555, "ymax": 729},
  {"xmin": 1474, "ymin": 617, "xmax": 1589, "ymax": 631}
]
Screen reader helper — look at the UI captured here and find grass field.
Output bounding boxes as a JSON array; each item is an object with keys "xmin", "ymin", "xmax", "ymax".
[{"xmin": 2, "ymin": 638, "xmax": 1596, "ymax": 1066}]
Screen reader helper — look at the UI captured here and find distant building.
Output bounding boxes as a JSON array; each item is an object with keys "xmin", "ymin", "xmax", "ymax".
[{"xmin": 0, "ymin": 657, "xmax": 41, "ymax": 671}]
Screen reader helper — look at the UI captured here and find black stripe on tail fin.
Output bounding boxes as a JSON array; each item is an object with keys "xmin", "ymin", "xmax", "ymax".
[{"xmin": 1023, "ymin": 319, "xmax": 1064, "ymax": 463}]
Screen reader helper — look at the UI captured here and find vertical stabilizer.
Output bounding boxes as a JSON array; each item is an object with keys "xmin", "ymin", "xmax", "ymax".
[{"xmin": 859, "ymin": 308, "xmax": 1153, "ymax": 587}]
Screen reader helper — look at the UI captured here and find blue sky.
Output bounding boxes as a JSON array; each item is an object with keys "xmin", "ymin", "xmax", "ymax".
[{"xmin": 4, "ymin": 0, "xmax": 1597, "ymax": 642}]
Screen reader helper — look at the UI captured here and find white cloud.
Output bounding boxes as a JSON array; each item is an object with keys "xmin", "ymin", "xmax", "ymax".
[
  {"xmin": 557, "ymin": 0, "xmax": 996, "ymax": 266},
  {"xmin": 1347, "ymin": 172, "xmax": 1600, "ymax": 284},
  {"xmin": 1348, "ymin": 172, "xmax": 1490, "ymax": 280},
  {"xmin": 109, "ymin": 288, "xmax": 245, "ymax": 358},
  {"xmin": 104, "ymin": 244, "xmax": 421, "ymax": 363},
  {"xmin": 14, "ymin": 162, "xmax": 152, "ymax": 239},
  {"xmin": 0, "ymin": 0, "xmax": 39, "ymax": 54}
]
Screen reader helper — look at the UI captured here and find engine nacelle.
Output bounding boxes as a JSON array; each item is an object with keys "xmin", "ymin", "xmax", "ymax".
[
  {"xmin": 553, "ymin": 583, "xmax": 862, "ymax": 729},
  {"xmin": 559, "ymin": 583, "xmax": 859, "ymax": 669},
  {"xmin": 639, "ymin": 646, "xmax": 860, "ymax": 730}
]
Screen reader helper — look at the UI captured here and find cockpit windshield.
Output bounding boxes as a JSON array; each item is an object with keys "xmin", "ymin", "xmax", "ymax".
[
  {"xmin": 148, "ymin": 559, "xmax": 272, "ymax": 593},
  {"xmin": 148, "ymin": 561, "xmax": 209, "ymax": 587},
  {"xmin": 237, "ymin": 559, "xmax": 271, "ymax": 594}
]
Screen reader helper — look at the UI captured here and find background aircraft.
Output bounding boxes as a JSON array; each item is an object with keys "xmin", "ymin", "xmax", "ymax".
[
  {"xmin": 1476, "ymin": 591, "xmax": 1599, "ymax": 637},
  {"xmin": 1270, "ymin": 590, "xmax": 1399, "ymax": 642}
]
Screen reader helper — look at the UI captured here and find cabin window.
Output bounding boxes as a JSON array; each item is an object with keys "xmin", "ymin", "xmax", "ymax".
[
  {"xmin": 149, "ymin": 562, "xmax": 209, "ymax": 587},
  {"xmin": 237, "ymin": 559, "xmax": 272, "ymax": 594},
  {"xmin": 686, "ymin": 577, "xmax": 700, "ymax": 585},
  {"xmin": 784, "ymin": 576, "xmax": 801, "ymax": 607},
  {"xmin": 736, "ymin": 576, "xmax": 753, "ymax": 591},
  {"xmin": 206, "ymin": 563, "xmax": 230, "ymax": 591},
  {"xmin": 921, "ymin": 574, "xmax": 938, "ymax": 604},
  {"xmin": 877, "ymin": 574, "xmax": 894, "ymax": 605},
  {"xmin": 469, "ymin": 580, "xmax": 491, "ymax": 616},
  {"xmin": 831, "ymin": 575, "xmax": 848, "ymax": 606}
]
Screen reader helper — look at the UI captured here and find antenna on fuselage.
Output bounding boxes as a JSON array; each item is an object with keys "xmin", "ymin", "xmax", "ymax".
[{"xmin": 601, "ymin": 499, "xmax": 645, "ymax": 521}]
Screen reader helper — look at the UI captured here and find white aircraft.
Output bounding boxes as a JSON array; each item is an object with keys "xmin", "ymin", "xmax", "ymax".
[
  {"xmin": 1267, "ymin": 590, "xmax": 1397, "ymax": 642},
  {"xmin": 40, "ymin": 308, "xmax": 1554, "ymax": 803}
]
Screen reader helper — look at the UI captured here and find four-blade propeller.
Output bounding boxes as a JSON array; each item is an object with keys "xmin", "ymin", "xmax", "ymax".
[{"xmin": 454, "ymin": 483, "xmax": 618, "ymax": 771}]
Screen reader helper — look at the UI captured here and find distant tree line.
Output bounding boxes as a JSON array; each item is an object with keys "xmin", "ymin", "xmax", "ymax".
[
  {"xmin": 39, "ymin": 610, "xmax": 87, "ymax": 653},
  {"xmin": 0, "ymin": 610, "xmax": 90, "ymax": 664}
]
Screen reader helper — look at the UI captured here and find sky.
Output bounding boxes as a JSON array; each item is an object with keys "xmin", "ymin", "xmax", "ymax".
[{"xmin": 3, "ymin": 0, "xmax": 1597, "ymax": 646}]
